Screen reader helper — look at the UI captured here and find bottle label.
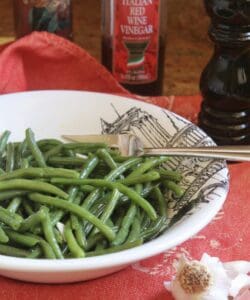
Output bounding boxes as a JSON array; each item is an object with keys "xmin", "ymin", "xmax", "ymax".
[{"xmin": 113, "ymin": 0, "xmax": 160, "ymax": 84}]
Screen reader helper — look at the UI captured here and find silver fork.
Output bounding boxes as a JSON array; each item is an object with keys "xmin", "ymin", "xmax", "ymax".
[{"xmin": 62, "ymin": 133, "xmax": 250, "ymax": 162}]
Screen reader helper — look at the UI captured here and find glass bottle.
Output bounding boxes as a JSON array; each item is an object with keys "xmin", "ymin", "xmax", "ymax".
[
  {"xmin": 199, "ymin": 0, "xmax": 250, "ymax": 145},
  {"xmin": 101, "ymin": 0, "xmax": 167, "ymax": 96},
  {"xmin": 13, "ymin": 0, "xmax": 72, "ymax": 40}
]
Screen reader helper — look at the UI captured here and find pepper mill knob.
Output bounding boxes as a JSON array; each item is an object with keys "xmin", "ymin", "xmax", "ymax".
[{"xmin": 198, "ymin": 0, "xmax": 250, "ymax": 145}]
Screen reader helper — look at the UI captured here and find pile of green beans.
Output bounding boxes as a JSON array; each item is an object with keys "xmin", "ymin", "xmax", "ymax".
[{"xmin": 0, "ymin": 129, "xmax": 184, "ymax": 259}]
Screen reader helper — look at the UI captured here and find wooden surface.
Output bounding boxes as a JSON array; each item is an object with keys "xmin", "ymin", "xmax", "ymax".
[{"xmin": 0, "ymin": 0, "xmax": 213, "ymax": 96}]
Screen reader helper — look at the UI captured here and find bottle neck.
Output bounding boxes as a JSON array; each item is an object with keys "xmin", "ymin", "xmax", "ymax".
[{"xmin": 210, "ymin": 23, "xmax": 250, "ymax": 45}]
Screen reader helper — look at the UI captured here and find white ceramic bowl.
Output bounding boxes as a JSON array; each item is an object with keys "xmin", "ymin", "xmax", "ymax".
[{"xmin": 0, "ymin": 91, "xmax": 229, "ymax": 283}]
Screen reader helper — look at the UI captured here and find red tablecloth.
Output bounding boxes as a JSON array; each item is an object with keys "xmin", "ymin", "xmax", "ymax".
[{"xmin": 0, "ymin": 32, "xmax": 249, "ymax": 300}]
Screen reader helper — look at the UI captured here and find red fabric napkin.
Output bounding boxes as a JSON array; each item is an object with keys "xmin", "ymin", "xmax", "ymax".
[{"xmin": 0, "ymin": 32, "xmax": 249, "ymax": 300}]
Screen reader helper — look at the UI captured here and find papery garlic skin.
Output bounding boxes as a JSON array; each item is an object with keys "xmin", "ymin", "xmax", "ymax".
[{"xmin": 164, "ymin": 254, "xmax": 231, "ymax": 300}]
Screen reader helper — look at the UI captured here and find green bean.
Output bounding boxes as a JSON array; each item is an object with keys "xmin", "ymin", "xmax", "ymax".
[
  {"xmin": 164, "ymin": 180, "xmax": 184, "ymax": 197},
  {"xmin": 98, "ymin": 189, "xmax": 120, "ymax": 226},
  {"xmin": 51, "ymin": 155, "xmax": 99, "ymax": 225},
  {"xmin": 25, "ymin": 128, "xmax": 46, "ymax": 167},
  {"xmin": 0, "ymin": 131, "xmax": 11, "ymax": 157},
  {"xmin": 0, "ymin": 207, "xmax": 23, "ymax": 230},
  {"xmin": 96, "ymin": 148, "xmax": 118, "ymax": 170},
  {"xmin": 41, "ymin": 208, "xmax": 63, "ymax": 259},
  {"xmin": 86, "ymin": 239, "xmax": 143, "ymax": 257},
  {"xmin": 20, "ymin": 158, "xmax": 30, "ymax": 168},
  {"xmin": 151, "ymin": 187, "xmax": 167, "ymax": 216},
  {"xmin": 0, "ymin": 190, "xmax": 27, "ymax": 202},
  {"xmin": 19, "ymin": 207, "xmax": 47, "ymax": 232},
  {"xmin": 0, "ymin": 244, "xmax": 33, "ymax": 257},
  {"xmin": 140, "ymin": 216, "xmax": 169, "ymax": 241},
  {"xmin": 0, "ymin": 179, "xmax": 68, "ymax": 198},
  {"xmin": 118, "ymin": 171, "xmax": 160, "ymax": 186},
  {"xmin": 79, "ymin": 185, "xmax": 95, "ymax": 193},
  {"xmin": 0, "ymin": 167, "xmax": 79, "ymax": 181},
  {"xmin": 23, "ymin": 201, "xmax": 34, "ymax": 216},
  {"xmin": 106, "ymin": 157, "xmax": 142, "ymax": 181},
  {"xmin": 126, "ymin": 217, "xmax": 141, "ymax": 243},
  {"xmin": 85, "ymin": 232, "xmax": 104, "ymax": 251},
  {"xmin": 159, "ymin": 168, "xmax": 182, "ymax": 182},
  {"xmin": 6, "ymin": 197, "xmax": 22, "ymax": 213},
  {"xmin": 53, "ymin": 227, "xmax": 63, "ymax": 245},
  {"xmin": 37, "ymin": 139, "xmax": 62, "ymax": 148},
  {"xmin": 64, "ymin": 221, "xmax": 85, "ymax": 258},
  {"xmin": 74, "ymin": 225, "xmax": 87, "ymax": 249},
  {"xmin": 6, "ymin": 143, "xmax": 15, "ymax": 172},
  {"xmin": 127, "ymin": 157, "xmax": 169, "ymax": 178},
  {"xmin": 112, "ymin": 204, "xmax": 137, "ymax": 246},
  {"xmin": 80, "ymin": 157, "xmax": 141, "ymax": 212},
  {"xmin": 51, "ymin": 178, "xmax": 157, "ymax": 221},
  {"xmin": 25, "ymin": 233, "xmax": 56, "ymax": 259},
  {"xmin": 0, "ymin": 226, "xmax": 9, "ymax": 243},
  {"xmin": 44, "ymin": 144, "xmax": 63, "ymax": 160},
  {"xmin": 28, "ymin": 193, "xmax": 116, "ymax": 242},
  {"xmin": 48, "ymin": 156, "xmax": 87, "ymax": 167},
  {"xmin": 63, "ymin": 142, "xmax": 107, "ymax": 151},
  {"xmin": 27, "ymin": 246, "xmax": 43, "ymax": 258},
  {"xmin": 4, "ymin": 228, "xmax": 39, "ymax": 247}
]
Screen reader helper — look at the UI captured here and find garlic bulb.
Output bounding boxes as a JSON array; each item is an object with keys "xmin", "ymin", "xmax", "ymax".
[{"xmin": 164, "ymin": 253, "xmax": 250, "ymax": 300}]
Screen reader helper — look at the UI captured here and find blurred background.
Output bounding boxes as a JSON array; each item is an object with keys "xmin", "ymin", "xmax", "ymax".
[{"xmin": 0, "ymin": 0, "xmax": 212, "ymax": 96}]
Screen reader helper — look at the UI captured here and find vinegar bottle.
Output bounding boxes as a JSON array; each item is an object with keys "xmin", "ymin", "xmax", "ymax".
[
  {"xmin": 199, "ymin": 0, "xmax": 250, "ymax": 145},
  {"xmin": 101, "ymin": 0, "xmax": 167, "ymax": 96}
]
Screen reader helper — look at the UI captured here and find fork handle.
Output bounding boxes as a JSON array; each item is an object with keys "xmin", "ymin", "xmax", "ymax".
[{"xmin": 143, "ymin": 146, "xmax": 250, "ymax": 162}]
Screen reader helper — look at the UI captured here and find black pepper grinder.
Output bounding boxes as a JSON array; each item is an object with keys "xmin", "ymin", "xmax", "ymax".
[{"xmin": 199, "ymin": 0, "xmax": 250, "ymax": 145}]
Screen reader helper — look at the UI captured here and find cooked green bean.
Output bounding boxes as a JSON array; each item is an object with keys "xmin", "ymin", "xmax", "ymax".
[
  {"xmin": 25, "ymin": 233, "xmax": 56, "ymax": 259},
  {"xmin": 140, "ymin": 216, "xmax": 169, "ymax": 241},
  {"xmin": 41, "ymin": 208, "xmax": 63, "ymax": 259},
  {"xmin": 20, "ymin": 158, "xmax": 30, "ymax": 168},
  {"xmin": 127, "ymin": 157, "xmax": 169, "ymax": 178},
  {"xmin": 64, "ymin": 221, "xmax": 85, "ymax": 258},
  {"xmin": 51, "ymin": 155, "xmax": 99, "ymax": 225},
  {"xmin": 4, "ymin": 228, "xmax": 39, "ymax": 247},
  {"xmin": 96, "ymin": 148, "xmax": 118, "ymax": 170},
  {"xmin": 86, "ymin": 239, "xmax": 143, "ymax": 257},
  {"xmin": 112, "ymin": 203, "xmax": 137, "ymax": 246},
  {"xmin": 48, "ymin": 156, "xmax": 87, "ymax": 167},
  {"xmin": 0, "ymin": 207, "xmax": 23, "ymax": 230},
  {"xmin": 0, "ymin": 244, "xmax": 32, "ymax": 257},
  {"xmin": 151, "ymin": 187, "xmax": 167, "ymax": 216},
  {"xmin": 25, "ymin": 128, "xmax": 46, "ymax": 167},
  {"xmin": 6, "ymin": 143, "xmax": 15, "ymax": 172},
  {"xmin": 0, "ymin": 190, "xmax": 27, "ymax": 202},
  {"xmin": 126, "ymin": 217, "xmax": 141, "ymax": 243},
  {"xmin": 0, "ymin": 129, "xmax": 185, "ymax": 259},
  {"xmin": 0, "ymin": 226, "xmax": 9, "ymax": 243},
  {"xmin": 51, "ymin": 178, "xmax": 157, "ymax": 221},
  {"xmin": 118, "ymin": 171, "xmax": 160, "ymax": 186},
  {"xmin": 63, "ymin": 142, "xmax": 107, "ymax": 151},
  {"xmin": 0, "ymin": 179, "xmax": 68, "ymax": 198},
  {"xmin": 19, "ymin": 208, "xmax": 46, "ymax": 232},
  {"xmin": 28, "ymin": 193, "xmax": 116, "ymax": 242},
  {"xmin": 0, "ymin": 131, "xmax": 11, "ymax": 158},
  {"xmin": 164, "ymin": 180, "xmax": 184, "ymax": 197},
  {"xmin": 44, "ymin": 144, "xmax": 63, "ymax": 160},
  {"xmin": 159, "ymin": 168, "xmax": 182, "ymax": 182},
  {"xmin": 0, "ymin": 167, "xmax": 79, "ymax": 181},
  {"xmin": 6, "ymin": 197, "xmax": 22, "ymax": 213}
]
